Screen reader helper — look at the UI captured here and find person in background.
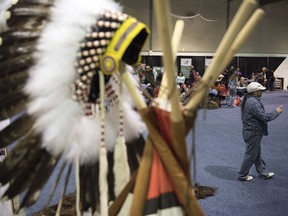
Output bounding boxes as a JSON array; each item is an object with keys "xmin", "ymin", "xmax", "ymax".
[
  {"xmin": 218, "ymin": 81, "xmax": 228, "ymax": 100},
  {"xmin": 256, "ymin": 68, "xmax": 265, "ymax": 86},
  {"xmin": 238, "ymin": 82, "xmax": 282, "ymax": 181},
  {"xmin": 228, "ymin": 71, "xmax": 238, "ymax": 107},
  {"xmin": 195, "ymin": 71, "xmax": 202, "ymax": 83},
  {"xmin": 236, "ymin": 67, "xmax": 242, "ymax": 78},
  {"xmin": 228, "ymin": 65, "xmax": 236, "ymax": 80},
  {"xmin": 250, "ymin": 72, "xmax": 256, "ymax": 82},
  {"xmin": 155, "ymin": 67, "xmax": 163, "ymax": 85},
  {"xmin": 176, "ymin": 72, "xmax": 186, "ymax": 96},
  {"xmin": 210, "ymin": 81, "xmax": 221, "ymax": 96},
  {"xmin": 189, "ymin": 65, "xmax": 196, "ymax": 86},
  {"xmin": 237, "ymin": 76, "xmax": 248, "ymax": 97},
  {"xmin": 153, "ymin": 67, "xmax": 160, "ymax": 83},
  {"xmin": 221, "ymin": 69, "xmax": 229, "ymax": 89},
  {"xmin": 263, "ymin": 67, "xmax": 275, "ymax": 91},
  {"xmin": 176, "ymin": 72, "xmax": 185, "ymax": 87},
  {"xmin": 153, "ymin": 84, "xmax": 160, "ymax": 98},
  {"xmin": 238, "ymin": 76, "xmax": 248, "ymax": 87}
]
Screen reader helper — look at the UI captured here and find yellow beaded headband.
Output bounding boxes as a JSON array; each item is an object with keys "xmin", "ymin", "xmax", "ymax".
[{"xmin": 100, "ymin": 16, "xmax": 150, "ymax": 75}]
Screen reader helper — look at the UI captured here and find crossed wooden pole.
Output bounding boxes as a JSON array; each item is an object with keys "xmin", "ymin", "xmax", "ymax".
[{"xmin": 109, "ymin": 0, "xmax": 264, "ymax": 215}]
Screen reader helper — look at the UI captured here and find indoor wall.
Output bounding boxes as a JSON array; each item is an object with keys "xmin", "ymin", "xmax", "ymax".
[{"xmin": 120, "ymin": 0, "xmax": 288, "ymax": 55}]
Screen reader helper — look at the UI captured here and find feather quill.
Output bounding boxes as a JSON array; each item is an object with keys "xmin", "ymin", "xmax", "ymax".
[
  {"xmin": 45, "ymin": 161, "xmax": 68, "ymax": 209},
  {"xmin": 0, "ymin": 113, "xmax": 33, "ymax": 148},
  {"xmin": 0, "ymin": 71, "xmax": 28, "ymax": 93},
  {"xmin": 55, "ymin": 162, "xmax": 72, "ymax": 215},
  {"xmin": 88, "ymin": 163, "xmax": 99, "ymax": 213},
  {"xmin": 0, "ymin": 150, "xmax": 27, "ymax": 186},
  {"xmin": 20, "ymin": 153, "xmax": 59, "ymax": 207},
  {"xmin": 80, "ymin": 164, "xmax": 89, "ymax": 211},
  {"xmin": 4, "ymin": 149, "xmax": 51, "ymax": 201},
  {"xmin": 0, "ymin": 98, "xmax": 27, "ymax": 120},
  {"xmin": 2, "ymin": 149, "xmax": 47, "ymax": 199},
  {"xmin": 0, "ymin": 133, "xmax": 40, "ymax": 185},
  {"xmin": 107, "ymin": 151, "xmax": 115, "ymax": 201},
  {"xmin": 0, "ymin": 54, "xmax": 33, "ymax": 76},
  {"xmin": 6, "ymin": 5, "xmax": 51, "ymax": 28},
  {"xmin": 15, "ymin": 0, "xmax": 55, "ymax": 6},
  {"xmin": 0, "ymin": 43, "xmax": 36, "ymax": 61},
  {"xmin": 0, "ymin": 88, "xmax": 25, "ymax": 105},
  {"xmin": 0, "ymin": 28, "xmax": 41, "ymax": 46},
  {"xmin": 80, "ymin": 162, "xmax": 100, "ymax": 213},
  {"xmin": 125, "ymin": 135, "xmax": 145, "ymax": 174}
]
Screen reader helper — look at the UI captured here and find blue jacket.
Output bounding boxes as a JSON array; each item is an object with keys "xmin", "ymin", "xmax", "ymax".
[
  {"xmin": 228, "ymin": 79, "xmax": 237, "ymax": 89},
  {"xmin": 242, "ymin": 95, "xmax": 279, "ymax": 141}
]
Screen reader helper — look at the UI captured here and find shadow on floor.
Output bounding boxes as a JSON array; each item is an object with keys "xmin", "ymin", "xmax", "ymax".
[{"xmin": 204, "ymin": 165, "xmax": 239, "ymax": 181}]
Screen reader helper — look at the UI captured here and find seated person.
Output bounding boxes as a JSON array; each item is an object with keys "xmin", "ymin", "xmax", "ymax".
[
  {"xmin": 210, "ymin": 81, "xmax": 227, "ymax": 100},
  {"xmin": 237, "ymin": 77, "xmax": 248, "ymax": 97},
  {"xmin": 176, "ymin": 72, "xmax": 186, "ymax": 95},
  {"xmin": 209, "ymin": 82, "xmax": 223, "ymax": 107},
  {"xmin": 218, "ymin": 81, "xmax": 228, "ymax": 100},
  {"xmin": 238, "ymin": 76, "xmax": 248, "ymax": 87}
]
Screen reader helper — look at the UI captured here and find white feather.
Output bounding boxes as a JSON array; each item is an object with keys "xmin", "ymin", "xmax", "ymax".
[{"xmin": 24, "ymin": 0, "xmax": 146, "ymax": 164}]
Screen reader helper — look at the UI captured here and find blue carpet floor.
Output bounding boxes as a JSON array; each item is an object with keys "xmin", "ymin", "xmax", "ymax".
[
  {"xmin": 193, "ymin": 90, "xmax": 288, "ymax": 216},
  {"xmin": 24, "ymin": 90, "xmax": 288, "ymax": 216}
]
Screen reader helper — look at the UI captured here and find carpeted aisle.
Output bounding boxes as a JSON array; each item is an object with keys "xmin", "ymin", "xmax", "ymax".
[{"xmin": 190, "ymin": 90, "xmax": 288, "ymax": 216}]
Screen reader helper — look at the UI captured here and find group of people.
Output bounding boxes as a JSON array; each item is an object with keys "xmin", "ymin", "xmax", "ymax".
[
  {"xmin": 209, "ymin": 70, "xmax": 245, "ymax": 108},
  {"xmin": 176, "ymin": 65, "xmax": 201, "ymax": 99},
  {"xmin": 176, "ymin": 65, "xmax": 202, "ymax": 93},
  {"xmin": 136, "ymin": 63, "xmax": 204, "ymax": 105},
  {"xmin": 251, "ymin": 67, "xmax": 276, "ymax": 92},
  {"xmin": 137, "ymin": 63, "xmax": 277, "ymax": 110},
  {"xmin": 209, "ymin": 65, "xmax": 277, "ymax": 109}
]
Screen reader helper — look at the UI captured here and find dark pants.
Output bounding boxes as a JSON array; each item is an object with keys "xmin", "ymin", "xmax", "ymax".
[
  {"xmin": 238, "ymin": 135, "xmax": 268, "ymax": 179},
  {"xmin": 269, "ymin": 77, "xmax": 275, "ymax": 91}
]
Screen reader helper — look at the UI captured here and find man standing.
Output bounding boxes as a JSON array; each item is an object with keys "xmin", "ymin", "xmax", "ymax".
[
  {"xmin": 238, "ymin": 82, "xmax": 282, "ymax": 181},
  {"xmin": 189, "ymin": 65, "xmax": 196, "ymax": 86},
  {"xmin": 262, "ymin": 67, "xmax": 275, "ymax": 91}
]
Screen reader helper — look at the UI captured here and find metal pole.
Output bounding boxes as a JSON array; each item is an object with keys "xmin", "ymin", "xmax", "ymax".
[
  {"xmin": 149, "ymin": 0, "xmax": 153, "ymax": 52},
  {"xmin": 226, "ymin": 0, "xmax": 231, "ymax": 30}
]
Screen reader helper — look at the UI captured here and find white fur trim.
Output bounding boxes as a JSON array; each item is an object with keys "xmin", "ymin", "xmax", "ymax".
[
  {"xmin": 113, "ymin": 136, "xmax": 129, "ymax": 196},
  {"xmin": 99, "ymin": 146, "xmax": 108, "ymax": 216}
]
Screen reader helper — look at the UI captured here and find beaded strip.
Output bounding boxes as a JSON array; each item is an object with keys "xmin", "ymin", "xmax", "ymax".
[{"xmin": 72, "ymin": 11, "xmax": 130, "ymax": 116}]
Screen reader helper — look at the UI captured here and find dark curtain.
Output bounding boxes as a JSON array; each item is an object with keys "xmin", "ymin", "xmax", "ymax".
[
  {"xmin": 268, "ymin": 57, "xmax": 285, "ymax": 71},
  {"xmin": 141, "ymin": 56, "xmax": 162, "ymax": 67},
  {"xmin": 238, "ymin": 57, "xmax": 268, "ymax": 79},
  {"xmin": 192, "ymin": 56, "xmax": 205, "ymax": 75},
  {"xmin": 227, "ymin": 57, "xmax": 238, "ymax": 70}
]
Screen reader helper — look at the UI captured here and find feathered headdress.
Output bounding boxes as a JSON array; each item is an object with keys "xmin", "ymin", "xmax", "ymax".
[{"xmin": 0, "ymin": 0, "xmax": 149, "ymax": 213}]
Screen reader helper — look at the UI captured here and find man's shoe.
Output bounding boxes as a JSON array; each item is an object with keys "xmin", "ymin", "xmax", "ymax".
[
  {"xmin": 238, "ymin": 175, "xmax": 253, "ymax": 181},
  {"xmin": 263, "ymin": 172, "xmax": 274, "ymax": 180}
]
